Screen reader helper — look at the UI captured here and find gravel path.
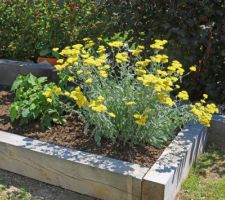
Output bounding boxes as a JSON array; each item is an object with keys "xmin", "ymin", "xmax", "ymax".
[{"xmin": 0, "ymin": 169, "xmax": 97, "ymax": 200}]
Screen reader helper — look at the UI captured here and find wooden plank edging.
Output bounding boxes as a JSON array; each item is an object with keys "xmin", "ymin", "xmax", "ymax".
[
  {"xmin": 0, "ymin": 131, "xmax": 149, "ymax": 200},
  {"xmin": 142, "ymin": 123, "xmax": 207, "ymax": 200},
  {"xmin": 0, "ymin": 122, "xmax": 208, "ymax": 200}
]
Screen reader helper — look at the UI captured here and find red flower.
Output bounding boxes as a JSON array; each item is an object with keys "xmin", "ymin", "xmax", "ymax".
[
  {"xmin": 34, "ymin": 11, "xmax": 41, "ymax": 17},
  {"xmin": 70, "ymin": 3, "xmax": 77, "ymax": 12}
]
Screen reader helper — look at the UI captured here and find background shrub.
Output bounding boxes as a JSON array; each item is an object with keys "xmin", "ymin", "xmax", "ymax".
[{"xmin": 0, "ymin": 0, "xmax": 97, "ymax": 60}]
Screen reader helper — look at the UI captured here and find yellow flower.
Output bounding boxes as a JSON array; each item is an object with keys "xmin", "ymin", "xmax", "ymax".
[
  {"xmin": 55, "ymin": 65, "xmax": 65, "ymax": 71},
  {"xmin": 47, "ymin": 98, "xmax": 52, "ymax": 103},
  {"xmin": 89, "ymin": 100, "xmax": 107, "ymax": 112},
  {"xmin": 85, "ymin": 70, "xmax": 91, "ymax": 75},
  {"xmin": 133, "ymin": 111, "xmax": 148, "ymax": 126},
  {"xmin": 150, "ymin": 39, "xmax": 168, "ymax": 50},
  {"xmin": 175, "ymin": 85, "xmax": 180, "ymax": 89},
  {"xmin": 97, "ymin": 45, "xmax": 106, "ymax": 54},
  {"xmin": 135, "ymin": 59, "xmax": 151, "ymax": 67},
  {"xmin": 76, "ymin": 69, "xmax": 83, "ymax": 75},
  {"xmin": 70, "ymin": 87, "xmax": 89, "ymax": 108},
  {"xmin": 203, "ymin": 94, "xmax": 208, "ymax": 99},
  {"xmin": 64, "ymin": 91, "xmax": 70, "ymax": 96},
  {"xmin": 108, "ymin": 41, "xmax": 123, "ymax": 48},
  {"xmin": 83, "ymin": 37, "xmax": 91, "ymax": 41},
  {"xmin": 135, "ymin": 68, "xmax": 146, "ymax": 74},
  {"xmin": 52, "ymin": 48, "xmax": 59, "ymax": 52},
  {"xmin": 85, "ymin": 78, "xmax": 93, "ymax": 84},
  {"xmin": 115, "ymin": 52, "xmax": 128, "ymax": 63},
  {"xmin": 99, "ymin": 70, "xmax": 108, "ymax": 78},
  {"xmin": 126, "ymin": 101, "xmax": 136, "ymax": 106},
  {"xmin": 68, "ymin": 76, "xmax": 74, "ymax": 82},
  {"xmin": 57, "ymin": 59, "xmax": 64, "ymax": 64},
  {"xmin": 190, "ymin": 66, "xmax": 197, "ymax": 72},
  {"xmin": 85, "ymin": 40, "xmax": 95, "ymax": 48},
  {"xmin": 177, "ymin": 91, "xmax": 189, "ymax": 101},
  {"xmin": 43, "ymin": 89, "xmax": 52, "ymax": 98},
  {"xmin": 72, "ymin": 44, "xmax": 83, "ymax": 50},
  {"xmin": 156, "ymin": 92, "xmax": 175, "ymax": 106},
  {"xmin": 52, "ymin": 86, "xmax": 62, "ymax": 96},
  {"xmin": 108, "ymin": 112, "xmax": 116, "ymax": 118},
  {"xmin": 97, "ymin": 95, "xmax": 104, "ymax": 102},
  {"xmin": 132, "ymin": 45, "xmax": 145, "ymax": 56},
  {"xmin": 150, "ymin": 54, "xmax": 169, "ymax": 63}
]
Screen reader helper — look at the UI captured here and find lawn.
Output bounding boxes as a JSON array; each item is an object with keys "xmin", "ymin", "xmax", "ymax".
[{"xmin": 177, "ymin": 149, "xmax": 225, "ymax": 200}]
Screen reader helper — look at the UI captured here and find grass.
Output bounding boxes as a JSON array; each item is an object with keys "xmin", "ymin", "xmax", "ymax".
[{"xmin": 178, "ymin": 149, "xmax": 225, "ymax": 200}]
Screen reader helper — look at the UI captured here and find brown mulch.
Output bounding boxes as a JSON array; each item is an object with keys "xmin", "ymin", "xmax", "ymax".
[{"xmin": 0, "ymin": 90, "xmax": 165, "ymax": 167}]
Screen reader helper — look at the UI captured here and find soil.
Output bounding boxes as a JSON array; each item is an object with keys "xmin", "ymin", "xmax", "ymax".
[{"xmin": 0, "ymin": 89, "xmax": 165, "ymax": 167}]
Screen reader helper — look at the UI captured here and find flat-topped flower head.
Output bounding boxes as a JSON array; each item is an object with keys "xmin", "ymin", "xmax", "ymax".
[{"xmin": 108, "ymin": 41, "xmax": 123, "ymax": 48}]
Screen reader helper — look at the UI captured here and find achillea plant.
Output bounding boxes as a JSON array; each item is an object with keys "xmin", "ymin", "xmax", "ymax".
[{"xmin": 46, "ymin": 39, "xmax": 218, "ymax": 147}]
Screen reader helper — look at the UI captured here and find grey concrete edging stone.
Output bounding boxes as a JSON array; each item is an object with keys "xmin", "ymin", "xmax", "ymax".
[
  {"xmin": 0, "ymin": 59, "xmax": 58, "ymax": 86},
  {"xmin": 208, "ymin": 115, "xmax": 225, "ymax": 150},
  {"xmin": 0, "ymin": 123, "xmax": 207, "ymax": 200}
]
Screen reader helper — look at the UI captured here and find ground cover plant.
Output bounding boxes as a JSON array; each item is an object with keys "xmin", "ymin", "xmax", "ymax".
[{"xmin": 10, "ymin": 38, "xmax": 219, "ymax": 148}]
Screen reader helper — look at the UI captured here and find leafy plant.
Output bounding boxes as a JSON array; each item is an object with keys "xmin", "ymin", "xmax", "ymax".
[
  {"xmin": 39, "ymin": 48, "xmax": 62, "ymax": 59},
  {"xmin": 10, "ymin": 74, "xmax": 65, "ymax": 127}
]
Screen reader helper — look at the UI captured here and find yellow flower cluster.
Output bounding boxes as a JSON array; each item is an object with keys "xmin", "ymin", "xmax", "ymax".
[
  {"xmin": 132, "ymin": 45, "xmax": 145, "ymax": 56},
  {"xmin": 150, "ymin": 54, "xmax": 169, "ymax": 63},
  {"xmin": 133, "ymin": 110, "xmax": 149, "ymax": 126},
  {"xmin": 177, "ymin": 91, "xmax": 189, "ymax": 101},
  {"xmin": 135, "ymin": 59, "xmax": 151, "ymax": 68},
  {"xmin": 70, "ymin": 87, "xmax": 89, "ymax": 108},
  {"xmin": 150, "ymin": 39, "xmax": 168, "ymax": 50},
  {"xmin": 190, "ymin": 65, "xmax": 197, "ymax": 72},
  {"xmin": 108, "ymin": 41, "xmax": 123, "ymax": 48},
  {"xmin": 190, "ymin": 101, "xmax": 218, "ymax": 127},
  {"xmin": 89, "ymin": 96, "xmax": 107, "ymax": 112},
  {"xmin": 167, "ymin": 60, "xmax": 185, "ymax": 76},
  {"xmin": 115, "ymin": 52, "xmax": 128, "ymax": 63},
  {"xmin": 43, "ymin": 86, "xmax": 62, "ymax": 103}
]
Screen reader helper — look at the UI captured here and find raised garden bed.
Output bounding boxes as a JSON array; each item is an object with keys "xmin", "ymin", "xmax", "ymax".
[{"xmin": 0, "ymin": 90, "xmax": 208, "ymax": 200}]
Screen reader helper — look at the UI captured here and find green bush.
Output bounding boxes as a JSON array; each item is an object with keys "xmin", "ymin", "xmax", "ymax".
[
  {"xmin": 0, "ymin": 0, "xmax": 97, "ymax": 60},
  {"xmin": 96, "ymin": 0, "xmax": 225, "ymax": 103}
]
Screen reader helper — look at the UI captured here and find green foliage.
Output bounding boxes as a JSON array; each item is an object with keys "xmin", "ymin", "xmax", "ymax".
[
  {"xmin": 0, "ymin": 0, "xmax": 97, "ymax": 60},
  {"xmin": 39, "ymin": 48, "xmax": 62, "ymax": 59},
  {"xmin": 10, "ymin": 74, "xmax": 64, "ymax": 127},
  {"xmin": 96, "ymin": 0, "xmax": 225, "ymax": 103}
]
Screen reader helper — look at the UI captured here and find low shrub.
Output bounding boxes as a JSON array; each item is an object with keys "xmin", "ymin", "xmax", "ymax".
[{"xmin": 47, "ymin": 38, "xmax": 218, "ymax": 147}]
